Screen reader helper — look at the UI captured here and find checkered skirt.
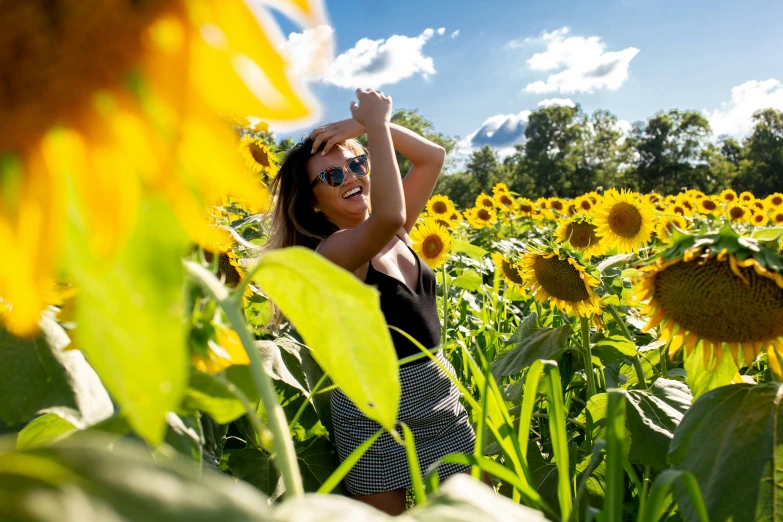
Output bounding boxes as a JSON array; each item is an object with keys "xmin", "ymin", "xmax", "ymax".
[{"xmin": 330, "ymin": 350, "xmax": 476, "ymax": 496}]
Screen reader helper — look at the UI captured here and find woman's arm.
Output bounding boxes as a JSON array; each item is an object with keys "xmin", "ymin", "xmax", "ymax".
[{"xmin": 313, "ymin": 120, "xmax": 447, "ymax": 233}]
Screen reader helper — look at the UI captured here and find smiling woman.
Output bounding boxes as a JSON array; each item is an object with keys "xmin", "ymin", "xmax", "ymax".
[{"xmin": 264, "ymin": 88, "xmax": 476, "ymax": 515}]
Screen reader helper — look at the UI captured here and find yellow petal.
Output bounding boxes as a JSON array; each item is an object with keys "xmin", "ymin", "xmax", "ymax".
[{"xmin": 768, "ymin": 346, "xmax": 783, "ymax": 377}]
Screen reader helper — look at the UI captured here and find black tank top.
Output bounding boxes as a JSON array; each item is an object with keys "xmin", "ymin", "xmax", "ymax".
[{"xmin": 365, "ymin": 235, "xmax": 441, "ymax": 364}]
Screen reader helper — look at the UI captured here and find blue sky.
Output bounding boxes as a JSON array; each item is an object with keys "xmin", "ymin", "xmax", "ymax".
[{"xmin": 272, "ymin": 0, "xmax": 783, "ymax": 154}]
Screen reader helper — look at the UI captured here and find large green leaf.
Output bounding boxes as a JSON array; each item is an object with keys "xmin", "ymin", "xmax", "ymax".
[
  {"xmin": 252, "ymin": 247, "xmax": 399, "ymax": 431},
  {"xmin": 669, "ymin": 383, "xmax": 783, "ymax": 522},
  {"xmin": 295, "ymin": 436, "xmax": 343, "ymax": 493},
  {"xmin": 0, "ymin": 316, "xmax": 112, "ymax": 426},
  {"xmin": 182, "ymin": 372, "xmax": 246, "ymax": 425},
  {"xmin": 450, "ymin": 239, "xmax": 488, "ymax": 262},
  {"xmin": 68, "ymin": 199, "xmax": 188, "ymax": 445},
  {"xmin": 625, "ymin": 378, "xmax": 691, "ymax": 470},
  {"xmin": 222, "ymin": 447, "xmax": 280, "ymax": 497},
  {"xmin": 684, "ymin": 344, "xmax": 738, "ymax": 399},
  {"xmin": 450, "ymin": 270, "xmax": 483, "ymax": 292},
  {"xmin": 491, "ymin": 313, "xmax": 571, "ymax": 379},
  {"xmin": 0, "ymin": 435, "xmax": 273, "ymax": 522},
  {"xmin": 15, "ymin": 413, "xmax": 77, "ymax": 449}
]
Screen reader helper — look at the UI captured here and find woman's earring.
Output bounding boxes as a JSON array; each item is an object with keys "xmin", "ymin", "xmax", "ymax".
[{"xmin": 313, "ymin": 207, "xmax": 320, "ymax": 213}]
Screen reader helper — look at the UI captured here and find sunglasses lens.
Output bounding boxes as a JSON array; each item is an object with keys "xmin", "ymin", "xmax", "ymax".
[
  {"xmin": 326, "ymin": 168, "xmax": 345, "ymax": 187},
  {"xmin": 349, "ymin": 156, "xmax": 369, "ymax": 176}
]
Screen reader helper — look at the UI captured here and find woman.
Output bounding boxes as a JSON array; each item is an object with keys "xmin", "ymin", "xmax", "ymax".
[{"xmin": 266, "ymin": 88, "xmax": 476, "ymax": 515}]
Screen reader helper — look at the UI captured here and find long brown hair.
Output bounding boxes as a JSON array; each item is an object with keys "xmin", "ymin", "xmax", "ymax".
[{"xmin": 265, "ymin": 137, "xmax": 366, "ymax": 251}]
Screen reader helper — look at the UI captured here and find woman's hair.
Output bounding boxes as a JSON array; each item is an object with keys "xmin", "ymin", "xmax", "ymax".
[{"xmin": 264, "ymin": 136, "xmax": 366, "ymax": 251}]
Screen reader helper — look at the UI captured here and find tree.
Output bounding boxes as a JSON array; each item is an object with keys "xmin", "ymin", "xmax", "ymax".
[
  {"xmin": 466, "ymin": 145, "xmax": 500, "ymax": 194},
  {"xmin": 586, "ymin": 110, "xmax": 632, "ymax": 190},
  {"xmin": 732, "ymin": 108, "xmax": 783, "ymax": 196},
  {"xmin": 626, "ymin": 110, "xmax": 712, "ymax": 194}
]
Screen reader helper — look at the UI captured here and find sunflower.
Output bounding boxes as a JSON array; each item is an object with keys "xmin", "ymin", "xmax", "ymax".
[
  {"xmin": 0, "ymin": 0, "xmax": 325, "ymax": 335},
  {"xmin": 767, "ymin": 193, "xmax": 783, "ymax": 208},
  {"xmin": 426, "ymin": 194, "xmax": 455, "ymax": 217},
  {"xmin": 519, "ymin": 248, "xmax": 602, "ymax": 317},
  {"xmin": 669, "ymin": 201, "xmax": 692, "ymax": 217},
  {"xmin": 720, "ymin": 189, "xmax": 738, "ymax": 204},
  {"xmin": 492, "ymin": 182, "xmax": 510, "ymax": 197},
  {"xmin": 751, "ymin": 199, "xmax": 769, "ymax": 214},
  {"xmin": 739, "ymin": 191, "xmax": 755, "ymax": 204},
  {"xmin": 677, "ymin": 196, "xmax": 695, "ymax": 215},
  {"xmin": 491, "ymin": 253, "xmax": 524, "ymax": 287},
  {"xmin": 411, "ymin": 219, "xmax": 452, "ymax": 269},
  {"xmin": 574, "ymin": 195, "xmax": 595, "ymax": 214},
  {"xmin": 772, "ymin": 210, "xmax": 783, "ymax": 225},
  {"xmin": 238, "ymin": 135, "xmax": 277, "ymax": 175},
  {"xmin": 465, "ymin": 206, "xmax": 498, "ymax": 229},
  {"xmin": 696, "ymin": 196, "xmax": 721, "ymax": 216},
  {"xmin": 448, "ymin": 210, "xmax": 463, "ymax": 224},
  {"xmin": 630, "ymin": 230, "xmax": 783, "ymax": 374},
  {"xmin": 751, "ymin": 211, "xmax": 769, "ymax": 227},
  {"xmin": 593, "ymin": 189, "xmax": 655, "ymax": 253},
  {"xmin": 494, "ymin": 192, "xmax": 516, "ymax": 211},
  {"xmin": 555, "ymin": 219, "xmax": 606, "ymax": 259},
  {"xmin": 547, "ymin": 197, "xmax": 566, "ymax": 213},
  {"xmin": 686, "ymin": 189, "xmax": 706, "ymax": 201},
  {"xmin": 515, "ymin": 198, "xmax": 536, "ymax": 217},
  {"xmin": 191, "ymin": 324, "xmax": 251, "ymax": 374},
  {"xmin": 476, "ymin": 193, "xmax": 496, "ymax": 209},
  {"xmin": 654, "ymin": 216, "xmax": 688, "ymax": 244},
  {"xmin": 726, "ymin": 203, "xmax": 750, "ymax": 223}
]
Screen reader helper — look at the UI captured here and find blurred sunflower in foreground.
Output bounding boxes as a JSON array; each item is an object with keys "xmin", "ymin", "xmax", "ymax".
[
  {"xmin": 631, "ymin": 226, "xmax": 783, "ymax": 375},
  {"xmin": 0, "ymin": 0, "xmax": 328, "ymax": 335}
]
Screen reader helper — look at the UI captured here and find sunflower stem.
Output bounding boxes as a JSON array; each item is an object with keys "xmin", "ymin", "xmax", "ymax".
[
  {"xmin": 441, "ymin": 263, "xmax": 449, "ymax": 344},
  {"xmin": 607, "ymin": 304, "xmax": 648, "ymax": 390},
  {"xmin": 580, "ymin": 316, "xmax": 598, "ymax": 399}
]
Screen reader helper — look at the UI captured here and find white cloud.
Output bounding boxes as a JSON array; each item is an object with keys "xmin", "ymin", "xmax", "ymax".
[
  {"xmin": 537, "ymin": 98, "xmax": 576, "ymax": 108},
  {"xmin": 279, "ymin": 24, "xmax": 335, "ymax": 79},
  {"xmin": 282, "ymin": 27, "xmax": 439, "ymax": 89},
  {"xmin": 450, "ymin": 29, "xmax": 460, "ymax": 39},
  {"xmin": 437, "ymin": 27, "xmax": 446, "ymax": 35},
  {"xmin": 522, "ymin": 26, "xmax": 639, "ymax": 94},
  {"xmin": 452, "ymin": 110, "xmax": 532, "ymax": 166},
  {"xmin": 705, "ymin": 79, "xmax": 783, "ymax": 137}
]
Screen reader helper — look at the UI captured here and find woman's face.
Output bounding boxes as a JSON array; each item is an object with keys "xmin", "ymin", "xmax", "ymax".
[{"xmin": 307, "ymin": 146, "xmax": 371, "ymax": 228}]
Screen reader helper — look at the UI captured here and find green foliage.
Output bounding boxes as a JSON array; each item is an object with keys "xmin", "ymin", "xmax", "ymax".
[{"xmin": 491, "ymin": 313, "xmax": 571, "ymax": 379}]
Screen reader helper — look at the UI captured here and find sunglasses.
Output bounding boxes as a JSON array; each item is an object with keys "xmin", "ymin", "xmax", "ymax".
[{"xmin": 310, "ymin": 154, "xmax": 370, "ymax": 189}]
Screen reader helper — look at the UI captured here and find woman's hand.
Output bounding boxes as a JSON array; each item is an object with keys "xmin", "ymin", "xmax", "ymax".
[
  {"xmin": 350, "ymin": 88, "xmax": 391, "ymax": 130},
  {"xmin": 310, "ymin": 118, "xmax": 365, "ymax": 155}
]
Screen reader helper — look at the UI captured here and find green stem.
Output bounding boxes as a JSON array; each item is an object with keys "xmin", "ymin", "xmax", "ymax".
[
  {"xmin": 441, "ymin": 264, "xmax": 449, "ymax": 344},
  {"xmin": 288, "ymin": 373, "xmax": 329, "ymax": 430},
  {"xmin": 607, "ymin": 304, "xmax": 648, "ymax": 390},
  {"xmin": 185, "ymin": 261, "xmax": 304, "ymax": 497},
  {"xmin": 580, "ymin": 317, "xmax": 598, "ymax": 399}
]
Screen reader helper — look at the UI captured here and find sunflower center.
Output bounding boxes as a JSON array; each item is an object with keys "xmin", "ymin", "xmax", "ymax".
[
  {"xmin": 567, "ymin": 222, "xmax": 599, "ymax": 250},
  {"xmin": 500, "ymin": 195, "xmax": 513, "ymax": 206},
  {"xmin": 772, "ymin": 196, "xmax": 783, "ymax": 206},
  {"xmin": 550, "ymin": 200, "xmax": 564, "ymax": 211},
  {"xmin": 502, "ymin": 260, "xmax": 524, "ymax": 285},
  {"xmin": 422, "ymin": 235, "xmax": 444, "ymax": 258},
  {"xmin": 432, "ymin": 201, "xmax": 449, "ymax": 214},
  {"xmin": 654, "ymin": 258, "xmax": 783, "ymax": 343},
  {"xmin": 481, "ymin": 198, "xmax": 494, "ymax": 208},
  {"xmin": 701, "ymin": 200, "xmax": 717, "ymax": 211},
  {"xmin": 477, "ymin": 209, "xmax": 491, "ymax": 221},
  {"xmin": 533, "ymin": 256, "xmax": 590, "ymax": 302},
  {"xmin": 435, "ymin": 218, "xmax": 450, "ymax": 228},
  {"xmin": 607, "ymin": 202, "xmax": 643, "ymax": 238},
  {"xmin": 729, "ymin": 206, "xmax": 745, "ymax": 220},
  {"xmin": 519, "ymin": 204, "xmax": 532, "ymax": 213},
  {"xmin": 580, "ymin": 201, "xmax": 592, "ymax": 211},
  {"xmin": 250, "ymin": 143, "xmax": 270, "ymax": 167},
  {"xmin": 774, "ymin": 212, "xmax": 783, "ymax": 224}
]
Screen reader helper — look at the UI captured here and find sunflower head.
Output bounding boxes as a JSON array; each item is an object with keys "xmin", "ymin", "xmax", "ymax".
[
  {"xmin": 411, "ymin": 219, "xmax": 452, "ymax": 269},
  {"xmin": 767, "ymin": 193, "xmax": 783, "ymax": 208},
  {"xmin": 515, "ymin": 198, "xmax": 536, "ymax": 217},
  {"xmin": 426, "ymin": 194, "xmax": 455, "ymax": 216},
  {"xmin": 492, "ymin": 182, "xmax": 510, "ymax": 196},
  {"xmin": 239, "ymin": 135, "xmax": 277, "ymax": 175},
  {"xmin": 547, "ymin": 197, "xmax": 565, "ymax": 213},
  {"xmin": 631, "ymin": 227, "xmax": 783, "ymax": 374},
  {"xmin": 465, "ymin": 206, "xmax": 498, "ymax": 229},
  {"xmin": 491, "ymin": 253, "xmax": 524, "ymax": 286},
  {"xmin": 751, "ymin": 211, "xmax": 769, "ymax": 227},
  {"xmin": 593, "ymin": 189, "xmax": 655, "ymax": 253},
  {"xmin": 697, "ymin": 196, "xmax": 720, "ymax": 216},
  {"xmin": 720, "ymin": 189, "xmax": 738, "ymax": 203},
  {"xmin": 494, "ymin": 192, "xmax": 516, "ymax": 210},
  {"xmin": 726, "ymin": 203, "xmax": 750, "ymax": 223},
  {"xmin": 654, "ymin": 215, "xmax": 689, "ymax": 244},
  {"xmin": 519, "ymin": 247, "xmax": 602, "ymax": 317},
  {"xmin": 772, "ymin": 209, "xmax": 783, "ymax": 225},
  {"xmin": 575, "ymin": 195, "xmax": 594, "ymax": 214},
  {"xmin": 739, "ymin": 191, "xmax": 755, "ymax": 203},
  {"xmin": 476, "ymin": 193, "xmax": 496, "ymax": 209},
  {"xmin": 554, "ymin": 218, "xmax": 606, "ymax": 259}
]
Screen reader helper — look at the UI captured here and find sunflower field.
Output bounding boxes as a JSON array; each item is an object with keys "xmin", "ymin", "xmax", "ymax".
[{"xmin": 3, "ymin": 2, "xmax": 783, "ymax": 522}]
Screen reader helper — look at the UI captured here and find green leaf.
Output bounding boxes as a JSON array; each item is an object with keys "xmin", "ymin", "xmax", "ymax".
[
  {"xmin": 15, "ymin": 413, "xmax": 77, "ymax": 449},
  {"xmin": 625, "ymin": 378, "xmax": 691, "ymax": 470},
  {"xmin": 491, "ymin": 313, "xmax": 571, "ymax": 379},
  {"xmin": 223, "ymin": 447, "xmax": 281, "ymax": 497},
  {"xmin": 67, "ymin": 198, "xmax": 188, "ymax": 445},
  {"xmin": 639, "ymin": 470, "xmax": 708, "ymax": 522},
  {"xmin": 450, "ymin": 270, "xmax": 483, "ymax": 291},
  {"xmin": 295, "ymin": 436, "xmax": 343, "ymax": 493},
  {"xmin": 409, "ymin": 474, "xmax": 548, "ymax": 522},
  {"xmin": 669, "ymin": 383, "xmax": 783, "ymax": 522},
  {"xmin": 602, "ymin": 390, "xmax": 626, "ymax": 522},
  {"xmin": 684, "ymin": 344, "xmax": 738, "ymax": 399},
  {"xmin": 0, "ymin": 435, "xmax": 274, "ymax": 521},
  {"xmin": 162, "ymin": 412, "xmax": 203, "ymax": 466},
  {"xmin": 591, "ymin": 335, "xmax": 637, "ymax": 366},
  {"xmin": 252, "ymin": 247, "xmax": 399, "ymax": 431},
  {"xmin": 751, "ymin": 226, "xmax": 783, "ymax": 241},
  {"xmin": 182, "ymin": 372, "xmax": 246, "ymax": 425},
  {"xmin": 255, "ymin": 340, "xmax": 307, "ymax": 394},
  {"xmin": 0, "ymin": 316, "xmax": 113, "ymax": 426},
  {"xmin": 201, "ymin": 414, "xmax": 228, "ymax": 471},
  {"xmin": 451, "ymin": 239, "xmax": 488, "ymax": 261}
]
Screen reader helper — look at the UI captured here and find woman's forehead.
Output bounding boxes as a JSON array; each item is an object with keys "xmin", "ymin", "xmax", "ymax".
[{"xmin": 308, "ymin": 146, "xmax": 354, "ymax": 173}]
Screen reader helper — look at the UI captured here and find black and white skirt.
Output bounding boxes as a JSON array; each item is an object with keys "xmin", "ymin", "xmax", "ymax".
[{"xmin": 330, "ymin": 349, "xmax": 476, "ymax": 496}]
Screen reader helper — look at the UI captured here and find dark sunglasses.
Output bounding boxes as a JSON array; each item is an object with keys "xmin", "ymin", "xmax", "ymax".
[{"xmin": 310, "ymin": 154, "xmax": 370, "ymax": 189}]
